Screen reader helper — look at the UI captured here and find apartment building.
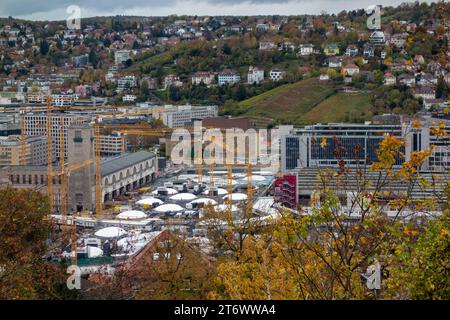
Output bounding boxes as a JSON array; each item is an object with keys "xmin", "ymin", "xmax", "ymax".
[
  {"xmin": 114, "ymin": 49, "xmax": 131, "ymax": 65},
  {"xmin": 218, "ymin": 70, "xmax": 240, "ymax": 86},
  {"xmin": 155, "ymin": 105, "xmax": 218, "ymax": 128}
]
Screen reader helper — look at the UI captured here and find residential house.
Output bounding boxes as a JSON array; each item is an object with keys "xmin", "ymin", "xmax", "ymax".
[
  {"xmin": 324, "ymin": 43, "xmax": 339, "ymax": 56},
  {"xmin": 417, "ymin": 73, "xmax": 437, "ymax": 86},
  {"xmin": 279, "ymin": 41, "xmax": 295, "ymax": 51},
  {"xmin": 256, "ymin": 24, "xmax": 270, "ymax": 32},
  {"xmin": 117, "ymin": 76, "xmax": 137, "ymax": 92},
  {"xmin": 397, "ymin": 73, "xmax": 416, "ymax": 87},
  {"xmin": 269, "ymin": 69, "xmax": 285, "ymax": 81},
  {"xmin": 259, "ymin": 40, "xmax": 277, "ymax": 51},
  {"xmin": 122, "ymin": 94, "xmax": 136, "ymax": 102},
  {"xmin": 163, "ymin": 74, "xmax": 183, "ymax": 89},
  {"xmin": 390, "ymin": 33, "xmax": 408, "ymax": 48},
  {"xmin": 384, "ymin": 72, "xmax": 396, "ymax": 86},
  {"xmin": 247, "ymin": 66, "xmax": 264, "ymax": 84},
  {"xmin": 413, "ymin": 86, "xmax": 436, "ymax": 100},
  {"xmin": 218, "ymin": 69, "xmax": 240, "ymax": 86},
  {"xmin": 369, "ymin": 31, "xmax": 385, "ymax": 45},
  {"xmin": 191, "ymin": 72, "xmax": 215, "ymax": 86},
  {"xmin": 342, "ymin": 64, "xmax": 360, "ymax": 77},
  {"xmin": 345, "ymin": 45, "xmax": 359, "ymax": 57},
  {"xmin": 414, "ymin": 54, "xmax": 425, "ymax": 65},
  {"xmin": 423, "ymin": 98, "xmax": 447, "ymax": 111},
  {"xmin": 298, "ymin": 44, "xmax": 314, "ymax": 56},
  {"xmin": 363, "ymin": 43, "xmax": 375, "ymax": 58},
  {"xmin": 328, "ymin": 56, "xmax": 343, "ymax": 68}
]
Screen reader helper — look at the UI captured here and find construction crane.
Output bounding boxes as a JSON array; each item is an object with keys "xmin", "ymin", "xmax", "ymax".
[
  {"xmin": 19, "ymin": 108, "xmax": 27, "ymax": 166},
  {"xmin": 46, "ymin": 96, "xmax": 54, "ymax": 213},
  {"xmin": 94, "ymin": 117, "xmax": 102, "ymax": 216}
]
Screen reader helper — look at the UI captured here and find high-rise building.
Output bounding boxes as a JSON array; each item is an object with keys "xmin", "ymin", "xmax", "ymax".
[{"xmin": 24, "ymin": 113, "xmax": 88, "ymax": 161}]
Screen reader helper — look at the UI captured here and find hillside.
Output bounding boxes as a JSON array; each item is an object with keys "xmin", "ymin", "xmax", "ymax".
[
  {"xmin": 301, "ymin": 93, "xmax": 373, "ymax": 124},
  {"xmin": 240, "ymin": 78, "xmax": 336, "ymax": 125},
  {"xmin": 239, "ymin": 78, "xmax": 376, "ymax": 125}
]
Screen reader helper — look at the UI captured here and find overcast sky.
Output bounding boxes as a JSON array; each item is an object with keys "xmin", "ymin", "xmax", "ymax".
[{"xmin": 0, "ymin": 0, "xmax": 436, "ymax": 21}]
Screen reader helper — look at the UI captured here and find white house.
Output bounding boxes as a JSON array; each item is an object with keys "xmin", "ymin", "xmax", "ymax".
[
  {"xmin": 269, "ymin": 69, "xmax": 285, "ymax": 81},
  {"xmin": 345, "ymin": 45, "xmax": 359, "ymax": 57},
  {"xmin": 384, "ymin": 72, "xmax": 396, "ymax": 86},
  {"xmin": 298, "ymin": 44, "xmax": 314, "ymax": 56},
  {"xmin": 122, "ymin": 94, "xmax": 136, "ymax": 102},
  {"xmin": 218, "ymin": 70, "xmax": 240, "ymax": 85},
  {"xmin": 247, "ymin": 66, "xmax": 264, "ymax": 84},
  {"xmin": 342, "ymin": 64, "xmax": 360, "ymax": 76},
  {"xmin": 191, "ymin": 72, "xmax": 215, "ymax": 86},
  {"xmin": 369, "ymin": 31, "xmax": 385, "ymax": 45}
]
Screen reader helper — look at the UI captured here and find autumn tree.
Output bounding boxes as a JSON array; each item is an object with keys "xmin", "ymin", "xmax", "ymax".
[{"xmin": 0, "ymin": 188, "xmax": 76, "ymax": 299}]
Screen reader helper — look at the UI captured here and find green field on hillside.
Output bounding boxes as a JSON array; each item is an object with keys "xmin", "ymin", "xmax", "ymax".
[
  {"xmin": 301, "ymin": 93, "xmax": 373, "ymax": 124},
  {"xmin": 240, "ymin": 78, "xmax": 336, "ymax": 124},
  {"xmin": 240, "ymin": 78, "xmax": 374, "ymax": 125}
]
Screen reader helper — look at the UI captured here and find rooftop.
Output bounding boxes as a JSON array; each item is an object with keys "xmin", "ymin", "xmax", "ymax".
[{"xmin": 101, "ymin": 151, "xmax": 156, "ymax": 177}]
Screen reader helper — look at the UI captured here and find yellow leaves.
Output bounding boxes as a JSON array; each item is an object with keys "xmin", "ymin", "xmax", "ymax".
[
  {"xmin": 439, "ymin": 228, "xmax": 450, "ymax": 238},
  {"xmin": 411, "ymin": 120, "xmax": 422, "ymax": 129},
  {"xmin": 403, "ymin": 228, "xmax": 418, "ymax": 236},
  {"xmin": 430, "ymin": 120, "xmax": 448, "ymax": 138},
  {"xmin": 371, "ymin": 134, "xmax": 404, "ymax": 170},
  {"xmin": 399, "ymin": 150, "xmax": 432, "ymax": 179},
  {"xmin": 320, "ymin": 137, "xmax": 327, "ymax": 149}
]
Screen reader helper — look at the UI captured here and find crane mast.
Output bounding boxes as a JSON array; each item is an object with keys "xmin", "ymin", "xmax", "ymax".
[{"xmin": 46, "ymin": 96, "xmax": 53, "ymax": 212}]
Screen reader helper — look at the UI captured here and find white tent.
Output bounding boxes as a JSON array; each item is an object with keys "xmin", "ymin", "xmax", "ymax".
[
  {"xmin": 214, "ymin": 204, "xmax": 239, "ymax": 213},
  {"xmin": 117, "ymin": 210, "xmax": 147, "ymax": 220},
  {"xmin": 94, "ymin": 227, "xmax": 127, "ymax": 239},
  {"xmin": 256, "ymin": 170, "xmax": 275, "ymax": 176},
  {"xmin": 136, "ymin": 197, "xmax": 164, "ymax": 206},
  {"xmin": 188, "ymin": 198, "xmax": 218, "ymax": 206},
  {"xmin": 223, "ymin": 193, "xmax": 248, "ymax": 201},
  {"xmin": 154, "ymin": 203, "xmax": 184, "ymax": 213},
  {"xmin": 240, "ymin": 175, "xmax": 266, "ymax": 182},
  {"xmin": 170, "ymin": 193, "xmax": 197, "ymax": 201}
]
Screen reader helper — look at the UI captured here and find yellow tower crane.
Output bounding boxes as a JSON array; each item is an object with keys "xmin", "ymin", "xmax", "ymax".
[
  {"xmin": 94, "ymin": 117, "xmax": 102, "ymax": 216},
  {"xmin": 19, "ymin": 108, "xmax": 27, "ymax": 166},
  {"xmin": 46, "ymin": 96, "xmax": 54, "ymax": 212}
]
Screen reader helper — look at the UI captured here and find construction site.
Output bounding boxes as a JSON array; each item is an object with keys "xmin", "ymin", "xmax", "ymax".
[{"xmin": 0, "ymin": 96, "xmax": 279, "ymax": 276}]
